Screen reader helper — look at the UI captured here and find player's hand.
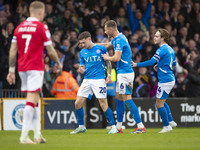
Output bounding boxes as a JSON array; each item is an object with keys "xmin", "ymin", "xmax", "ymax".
[
  {"xmin": 7, "ymin": 72, "xmax": 15, "ymax": 85},
  {"xmin": 106, "ymin": 75, "xmax": 112, "ymax": 84},
  {"xmin": 78, "ymin": 66, "xmax": 85, "ymax": 74},
  {"xmin": 153, "ymin": 64, "xmax": 157, "ymax": 72},
  {"xmin": 131, "ymin": 60, "xmax": 137, "ymax": 67},
  {"xmin": 101, "ymin": 53, "xmax": 110, "ymax": 60},
  {"xmin": 55, "ymin": 62, "xmax": 63, "ymax": 73}
]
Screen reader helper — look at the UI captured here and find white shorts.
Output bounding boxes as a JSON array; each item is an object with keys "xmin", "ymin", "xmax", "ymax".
[
  {"xmin": 77, "ymin": 79, "xmax": 107, "ymax": 99},
  {"xmin": 19, "ymin": 71, "xmax": 44, "ymax": 92},
  {"xmin": 116, "ymin": 72, "xmax": 134, "ymax": 95},
  {"xmin": 156, "ymin": 81, "xmax": 175, "ymax": 99}
]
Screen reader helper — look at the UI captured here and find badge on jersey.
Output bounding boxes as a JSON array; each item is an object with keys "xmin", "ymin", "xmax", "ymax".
[{"xmin": 96, "ymin": 49, "xmax": 100, "ymax": 54}]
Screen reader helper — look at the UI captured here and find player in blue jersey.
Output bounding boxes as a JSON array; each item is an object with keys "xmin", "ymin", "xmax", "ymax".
[
  {"xmin": 70, "ymin": 31, "xmax": 118, "ymax": 134},
  {"xmin": 132, "ymin": 28, "xmax": 177, "ymax": 133},
  {"xmin": 101, "ymin": 20, "xmax": 146, "ymax": 134}
]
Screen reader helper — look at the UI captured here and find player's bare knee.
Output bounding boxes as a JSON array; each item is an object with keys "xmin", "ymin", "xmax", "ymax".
[
  {"xmin": 98, "ymin": 99, "xmax": 108, "ymax": 112},
  {"xmin": 75, "ymin": 101, "xmax": 82, "ymax": 109},
  {"xmin": 155, "ymin": 103, "xmax": 161, "ymax": 108},
  {"xmin": 122, "ymin": 94, "xmax": 132, "ymax": 101},
  {"xmin": 156, "ymin": 101, "xmax": 163, "ymax": 108},
  {"xmin": 116, "ymin": 93, "xmax": 123, "ymax": 100}
]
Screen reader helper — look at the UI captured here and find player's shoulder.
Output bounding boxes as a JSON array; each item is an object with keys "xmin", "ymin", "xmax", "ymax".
[
  {"xmin": 155, "ymin": 47, "xmax": 162, "ymax": 55},
  {"xmin": 95, "ymin": 45, "xmax": 107, "ymax": 53},
  {"xmin": 37, "ymin": 22, "xmax": 49, "ymax": 29},
  {"xmin": 95, "ymin": 44, "xmax": 106, "ymax": 49},
  {"xmin": 80, "ymin": 48, "xmax": 87, "ymax": 54},
  {"xmin": 116, "ymin": 34, "xmax": 128, "ymax": 45}
]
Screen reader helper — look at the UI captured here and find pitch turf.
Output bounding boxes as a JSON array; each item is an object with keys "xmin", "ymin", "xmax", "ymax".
[{"xmin": 0, "ymin": 128, "xmax": 200, "ymax": 150}]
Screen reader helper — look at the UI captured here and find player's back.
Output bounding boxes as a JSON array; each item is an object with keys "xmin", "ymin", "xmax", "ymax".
[
  {"xmin": 111, "ymin": 33, "xmax": 133, "ymax": 74},
  {"xmin": 13, "ymin": 17, "xmax": 51, "ymax": 71},
  {"xmin": 157, "ymin": 44, "xmax": 176, "ymax": 83},
  {"xmin": 79, "ymin": 45, "xmax": 107, "ymax": 79}
]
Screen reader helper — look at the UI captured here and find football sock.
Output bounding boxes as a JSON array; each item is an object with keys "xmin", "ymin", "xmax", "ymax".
[
  {"xmin": 20, "ymin": 102, "xmax": 35, "ymax": 140},
  {"xmin": 76, "ymin": 107, "xmax": 84, "ymax": 126},
  {"xmin": 137, "ymin": 122, "xmax": 145, "ymax": 128},
  {"xmin": 158, "ymin": 106, "xmax": 169, "ymax": 126},
  {"xmin": 164, "ymin": 102, "xmax": 173, "ymax": 122},
  {"xmin": 115, "ymin": 99, "xmax": 125, "ymax": 122},
  {"xmin": 32, "ymin": 104, "xmax": 41, "ymax": 139},
  {"xmin": 104, "ymin": 107, "xmax": 115, "ymax": 126},
  {"xmin": 125, "ymin": 99, "xmax": 142, "ymax": 124},
  {"xmin": 116, "ymin": 122, "xmax": 122, "ymax": 129}
]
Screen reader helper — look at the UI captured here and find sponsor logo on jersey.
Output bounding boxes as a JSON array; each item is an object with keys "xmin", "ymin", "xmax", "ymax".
[
  {"xmin": 23, "ymin": 21, "xmax": 37, "ymax": 26},
  {"xmin": 12, "ymin": 104, "xmax": 25, "ymax": 129},
  {"xmin": 85, "ymin": 56, "xmax": 102, "ymax": 62}
]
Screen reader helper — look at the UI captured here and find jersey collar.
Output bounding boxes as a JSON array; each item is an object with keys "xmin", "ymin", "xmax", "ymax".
[
  {"xmin": 160, "ymin": 43, "xmax": 168, "ymax": 47},
  {"xmin": 26, "ymin": 17, "xmax": 39, "ymax": 21}
]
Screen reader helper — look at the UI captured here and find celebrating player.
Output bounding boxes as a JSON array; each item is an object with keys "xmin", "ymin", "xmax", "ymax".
[
  {"xmin": 7, "ymin": 1, "xmax": 62, "ymax": 144},
  {"xmin": 132, "ymin": 28, "xmax": 177, "ymax": 133},
  {"xmin": 70, "ymin": 31, "xmax": 118, "ymax": 134},
  {"xmin": 101, "ymin": 20, "xmax": 146, "ymax": 134}
]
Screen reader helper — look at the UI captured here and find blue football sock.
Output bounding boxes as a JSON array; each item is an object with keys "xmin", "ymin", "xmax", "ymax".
[
  {"xmin": 115, "ymin": 99, "xmax": 125, "ymax": 122},
  {"xmin": 76, "ymin": 107, "xmax": 84, "ymax": 125},
  {"xmin": 158, "ymin": 106, "xmax": 169, "ymax": 126},
  {"xmin": 125, "ymin": 99, "xmax": 142, "ymax": 124},
  {"xmin": 164, "ymin": 102, "xmax": 173, "ymax": 122},
  {"xmin": 104, "ymin": 107, "xmax": 115, "ymax": 126}
]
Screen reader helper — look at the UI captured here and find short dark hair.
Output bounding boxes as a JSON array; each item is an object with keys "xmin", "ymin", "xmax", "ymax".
[
  {"xmin": 158, "ymin": 28, "xmax": 170, "ymax": 43},
  {"xmin": 63, "ymin": 64, "xmax": 72, "ymax": 72},
  {"xmin": 105, "ymin": 20, "xmax": 117, "ymax": 29},
  {"xmin": 78, "ymin": 31, "xmax": 91, "ymax": 40}
]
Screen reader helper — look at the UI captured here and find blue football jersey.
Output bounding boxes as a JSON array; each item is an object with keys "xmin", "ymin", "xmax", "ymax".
[
  {"xmin": 153, "ymin": 44, "xmax": 176, "ymax": 83},
  {"xmin": 111, "ymin": 33, "xmax": 133, "ymax": 74},
  {"xmin": 79, "ymin": 45, "xmax": 107, "ymax": 79}
]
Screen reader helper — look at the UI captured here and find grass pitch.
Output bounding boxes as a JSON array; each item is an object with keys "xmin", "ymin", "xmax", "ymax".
[{"xmin": 0, "ymin": 128, "xmax": 200, "ymax": 150}]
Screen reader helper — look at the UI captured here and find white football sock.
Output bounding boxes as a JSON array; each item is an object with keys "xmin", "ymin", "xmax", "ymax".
[
  {"xmin": 137, "ymin": 122, "xmax": 144, "ymax": 128},
  {"xmin": 20, "ymin": 105, "xmax": 34, "ymax": 141},
  {"xmin": 79, "ymin": 125, "xmax": 85, "ymax": 128},
  {"xmin": 32, "ymin": 107, "xmax": 41, "ymax": 139},
  {"xmin": 116, "ymin": 122, "xmax": 122, "ymax": 129}
]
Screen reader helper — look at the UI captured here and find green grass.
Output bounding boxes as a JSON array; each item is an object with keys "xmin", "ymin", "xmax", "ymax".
[{"xmin": 0, "ymin": 128, "xmax": 200, "ymax": 150}]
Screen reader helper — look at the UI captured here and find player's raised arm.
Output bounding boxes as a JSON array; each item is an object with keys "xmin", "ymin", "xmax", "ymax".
[
  {"xmin": 96, "ymin": 42, "xmax": 112, "ymax": 48},
  {"xmin": 102, "ymin": 51, "xmax": 122, "ymax": 62},
  {"xmin": 7, "ymin": 42, "xmax": 18, "ymax": 85},
  {"xmin": 46, "ymin": 44, "xmax": 62, "ymax": 71},
  {"xmin": 132, "ymin": 57, "xmax": 157, "ymax": 67}
]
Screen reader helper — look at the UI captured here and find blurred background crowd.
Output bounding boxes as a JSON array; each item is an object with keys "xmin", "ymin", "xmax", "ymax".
[{"xmin": 0, "ymin": 0, "xmax": 200, "ymax": 98}]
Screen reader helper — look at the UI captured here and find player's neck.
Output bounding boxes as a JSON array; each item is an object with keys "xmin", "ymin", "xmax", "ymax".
[
  {"xmin": 159, "ymin": 42, "xmax": 167, "ymax": 47},
  {"xmin": 88, "ymin": 43, "xmax": 95, "ymax": 49},
  {"xmin": 113, "ymin": 31, "xmax": 120, "ymax": 38},
  {"xmin": 30, "ymin": 15, "xmax": 40, "ymax": 21}
]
